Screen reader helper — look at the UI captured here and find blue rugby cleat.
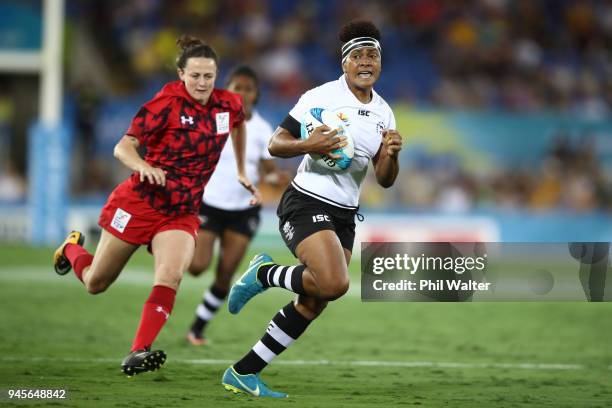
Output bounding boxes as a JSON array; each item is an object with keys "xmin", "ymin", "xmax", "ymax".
[
  {"xmin": 222, "ymin": 366, "xmax": 287, "ymax": 398},
  {"xmin": 228, "ymin": 253, "xmax": 273, "ymax": 314}
]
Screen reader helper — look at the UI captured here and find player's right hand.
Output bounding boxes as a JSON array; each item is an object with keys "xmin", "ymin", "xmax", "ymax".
[
  {"xmin": 304, "ymin": 125, "xmax": 347, "ymax": 159},
  {"xmin": 137, "ymin": 164, "xmax": 166, "ymax": 186}
]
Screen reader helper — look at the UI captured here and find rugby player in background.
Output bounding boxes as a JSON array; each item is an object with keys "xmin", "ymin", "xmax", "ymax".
[{"xmin": 186, "ymin": 65, "xmax": 288, "ymax": 346}]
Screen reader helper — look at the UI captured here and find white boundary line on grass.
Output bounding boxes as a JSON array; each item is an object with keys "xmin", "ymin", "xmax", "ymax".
[
  {"xmin": 0, "ymin": 268, "xmax": 607, "ymax": 372},
  {"xmin": 0, "ymin": 267, "xmax": 364, "ymax": 296},
  {"xmin": 0, "ymin": 356, "xmax": 585, "ymax": 370}
]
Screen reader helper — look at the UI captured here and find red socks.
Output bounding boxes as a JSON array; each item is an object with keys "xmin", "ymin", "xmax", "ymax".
[
  {"xmin": 64, "ymin": 243, "xmax": 176, "ymax": 351},
  {"xmin": 131, "ymin": 285, "xmax": 176, "ymax": 351},
  {"xmin": 64, "ymin": 243, "xmax": 93, "ymax": 283},
  {"xmin": 65, "ymin": 244, "xmax": 176, "ymax": 351}
]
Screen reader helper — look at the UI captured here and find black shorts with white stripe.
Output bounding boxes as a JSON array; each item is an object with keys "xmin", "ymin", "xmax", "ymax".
[
  {"xmin": 276, "ymin": 184, "xmax": 357, "ymax": 257},
  {"xmin": 198, "ymin": 202, "xmax": 261, "ymax": 239}
]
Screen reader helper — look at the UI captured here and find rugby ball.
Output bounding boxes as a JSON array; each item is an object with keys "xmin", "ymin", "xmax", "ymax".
[{"xmin": 300, "ymin": 108, "xmax": 354, "ymax": 171}]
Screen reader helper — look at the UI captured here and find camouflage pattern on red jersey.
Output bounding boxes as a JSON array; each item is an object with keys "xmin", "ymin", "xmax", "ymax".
[{"xmin": 126, "ymin": 81, "xmax": 244, "ymax": 216}]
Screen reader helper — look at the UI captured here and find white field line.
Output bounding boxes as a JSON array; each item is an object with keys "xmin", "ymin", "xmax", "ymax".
[
  {"xmin": 0, "ymin": 356, "xmax": 585, "ymax": 370},
  {"xmin": 0, "ymin": 267, "xmax": 365, "ymax": 296},
  {"xmin": 0, "ymin": 269, "xmax": 597, "ymax": 372}
]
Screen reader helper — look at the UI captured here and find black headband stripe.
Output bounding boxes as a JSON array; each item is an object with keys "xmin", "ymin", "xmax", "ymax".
[{"xmin": 341, "ymin": 36, "xmax": 381, "ymax": 61}]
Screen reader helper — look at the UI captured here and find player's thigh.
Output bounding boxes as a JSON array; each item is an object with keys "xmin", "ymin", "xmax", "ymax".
[
  {"xmin": 189, "ymin": 229, "xmax": 217, "ymax": 275},
  {"xmin": 151, "ymin": 229, "xmax": 196, "ymax": 289},
  {"xmin": 215, "ymin": 229, "xmax": 251, "ymax": 287},
  {"xmin": 296, "ymin": 230, "xmax": 349, "ymax": 297},
  {"xmin": 87, "ymin": 228, "xmax": 139, "ymax": 292}
]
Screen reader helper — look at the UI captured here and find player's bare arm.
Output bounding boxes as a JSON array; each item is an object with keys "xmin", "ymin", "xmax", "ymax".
[
  {"xmin": 268, "ymin": 125, "xmax": 347, "ymax": 159},
  {"xmin": 231, "ymin": 123, "xmax": 262, "ymax": 205},
  {"xmin": 113, "ymin": 135, "xmax": 166, "ymax": 186},
  {"xmin": 373, "ymin": 129, "xmax": 402, "ymax": 188}
]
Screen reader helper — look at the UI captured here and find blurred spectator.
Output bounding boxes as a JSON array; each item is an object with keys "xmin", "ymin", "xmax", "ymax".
[
  {"xmin": 0, "ymin": 160, "xmax": 25, "ymax": 202},
  {"xmin": 529, "ymin": 159, "xmax": 563, "ymax": 210}
]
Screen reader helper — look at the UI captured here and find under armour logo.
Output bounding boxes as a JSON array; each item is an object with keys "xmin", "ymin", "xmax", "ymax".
[
  {"xmin": 155, "ymin": 306, "xmax": 169, "ymax": 320},
  {"xmin": 181, "ymin": 115, "xmax": 194, "ymax": 125}
]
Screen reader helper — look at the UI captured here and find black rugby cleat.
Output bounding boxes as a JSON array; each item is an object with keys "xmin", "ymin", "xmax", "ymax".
[{"xmin": 121, "ymin": 349, "xmax": 167, "ymax": 377}]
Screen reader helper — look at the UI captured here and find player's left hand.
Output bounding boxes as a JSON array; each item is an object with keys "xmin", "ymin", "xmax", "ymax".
[
  {"xmin": 382, "ymin": 129, "xmax": 402, "ymax": 158},
  {"xmin": 238, "ymin": 174, "xmax": 262, "ymax": 205}
]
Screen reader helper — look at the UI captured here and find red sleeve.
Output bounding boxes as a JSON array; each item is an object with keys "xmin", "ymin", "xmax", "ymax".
[{"xmin": 126, "ymin": 96, "xmax": 173, "ymax": 145}]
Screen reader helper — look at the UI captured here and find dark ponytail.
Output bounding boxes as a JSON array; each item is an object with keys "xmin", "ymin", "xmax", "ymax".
[{"xmin": 176, "ymin": 35, "xmax": 218, "ymax": 70}]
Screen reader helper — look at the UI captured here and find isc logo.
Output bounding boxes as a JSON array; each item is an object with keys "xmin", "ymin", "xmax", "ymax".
[{"xmin": 312, "ymin": 214, "xmax": 330, "ymax": 223}]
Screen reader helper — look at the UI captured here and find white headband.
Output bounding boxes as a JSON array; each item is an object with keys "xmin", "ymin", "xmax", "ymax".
[{"xmin": 341, "ymin": 36, "xmax": 381, "ymax": 63}]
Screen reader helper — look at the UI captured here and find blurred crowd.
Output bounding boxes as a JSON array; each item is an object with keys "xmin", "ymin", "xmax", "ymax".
[
  {"xmin": 68, "ymin": 0, "xmax": 612, "ymax": 116},
  {"xmin": 0, "ymin": 0, "xmax": 610, "ymax": 214},
  {"xmin": 361, "ymin": 131, "xmax": 611, "ymax": 213}
]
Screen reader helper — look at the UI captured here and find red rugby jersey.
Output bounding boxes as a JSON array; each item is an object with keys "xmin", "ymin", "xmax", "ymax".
[{"xmin": 125, "ymin": 81, "xmax": 244, "ymax": 216}]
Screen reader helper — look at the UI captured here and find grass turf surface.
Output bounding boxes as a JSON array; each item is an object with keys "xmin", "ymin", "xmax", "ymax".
[{"xmin": 0, "ymin": 245, "xmax": 610, "ymax": 407}]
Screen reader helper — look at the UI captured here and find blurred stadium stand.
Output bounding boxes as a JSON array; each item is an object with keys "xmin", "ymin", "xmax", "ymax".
[{"xmin": 0, "ymin": 0, "xmax": 610, "ymax": 243}]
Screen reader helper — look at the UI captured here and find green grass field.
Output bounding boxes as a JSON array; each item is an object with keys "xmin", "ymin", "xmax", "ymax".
[{"xmin": 0, "ymin": 244, "xmax": 611, "ymax": 407}]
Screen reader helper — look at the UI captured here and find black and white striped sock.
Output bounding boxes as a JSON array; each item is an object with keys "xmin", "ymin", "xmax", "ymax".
[
  {"xmin": 257, "ymin": 264, "xmax": 307, "ymax": 295},
  {"xmin": 233, "ymin": 302, "xmax": 311, "ymax": 375},
  {"xmin": 190, "ymin": 286, "xmax": 227, "ymax": 336}
]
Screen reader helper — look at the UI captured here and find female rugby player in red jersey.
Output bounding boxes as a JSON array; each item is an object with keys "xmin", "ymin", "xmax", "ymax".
[{"xmin": 52, "ymin": 35, "xmax": 260, "ymax": 376}]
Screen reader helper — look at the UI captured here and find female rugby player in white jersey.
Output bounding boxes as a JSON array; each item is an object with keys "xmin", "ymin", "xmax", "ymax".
[
  {"xmin": 185, "ymin": 66, "xmax": 287, "ymax": 346},
  {"xmin": 222, "ymin": 21, "xmax": 403, "ymax": 397}
]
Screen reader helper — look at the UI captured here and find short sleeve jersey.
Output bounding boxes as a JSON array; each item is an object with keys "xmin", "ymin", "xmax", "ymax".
[
  {"xmin": 125, "ymin": 81, "xmax": 244, "ymax": 216},
  {"xmin": 202, "ymin": 110, "xmax": 273, "ymax": 210},
  {"xmin": 286, "ymin": 75, "xmax": 396, "ymax": 209}
]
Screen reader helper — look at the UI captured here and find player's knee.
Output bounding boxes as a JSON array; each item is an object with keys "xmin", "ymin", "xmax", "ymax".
[
  {"xmin": 86, "ymin": 279, "xmax": 109, "ymax": 295},
  {"xmin": 318, "ymin": 276, "xmax": 349, "ymax": 301},
  {"xmin": 155, "ymin": 264, "xmax": 183, "ymax": 288},
  {"xmin": 188, "ymin": 256, "xmax": 211, "ymax": 276},
  {"xmin": 187, "ymin": 262, "xmax": 205, "ymax": 277}
]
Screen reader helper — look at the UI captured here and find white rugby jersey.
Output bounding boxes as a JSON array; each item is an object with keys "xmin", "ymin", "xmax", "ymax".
[
  {"xmin": 289, "ymin": 74, "xmax": 396, "ymax": 209},
  {"xmin": 203, "ymin": 110, "xmax": 273, "ymax": 210}
]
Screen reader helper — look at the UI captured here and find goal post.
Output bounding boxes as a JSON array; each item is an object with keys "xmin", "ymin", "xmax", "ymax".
[{"xmin": 1, "ymin": 0, "xmax": 69, "ymax": 245}]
